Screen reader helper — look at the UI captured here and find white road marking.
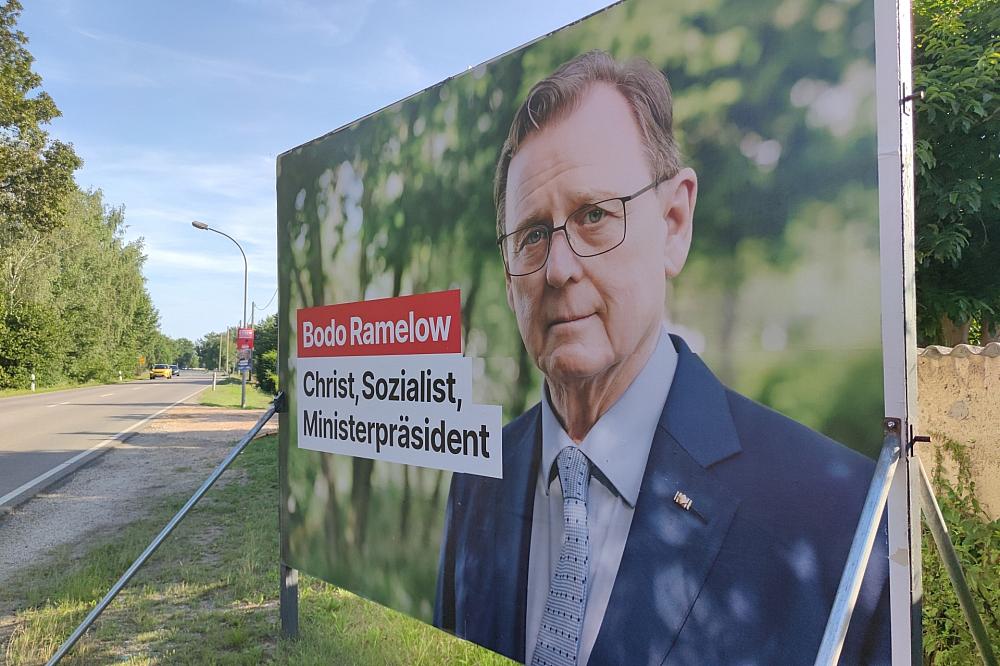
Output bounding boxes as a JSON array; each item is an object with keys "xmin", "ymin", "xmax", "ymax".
[
  {"xmin": 0, "ymin": 385, "xmax": 207, "ymax": 508},
  {"xmin": 100, "ymin": 393, "xmax": 114, "ymax": 397}
]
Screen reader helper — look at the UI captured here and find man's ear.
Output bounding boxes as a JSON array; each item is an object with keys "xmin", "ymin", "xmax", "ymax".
[
  {"xmin": 505, "ymin": 271, "xmax": 514, "ymax": 311},
  {"xmin": 661, "ymin": 167, "xmax": 697, "ymax": 279}
]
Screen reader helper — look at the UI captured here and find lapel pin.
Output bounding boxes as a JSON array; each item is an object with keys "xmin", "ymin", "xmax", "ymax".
[{"xmin": 673, "ymin": 490, "xmax": 707, "ymax": 523}]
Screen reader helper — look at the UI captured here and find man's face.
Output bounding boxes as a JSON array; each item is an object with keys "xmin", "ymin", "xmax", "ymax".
[{"xmin": 504, "ymin": 83, "xmax": 694, "ymax": 386}]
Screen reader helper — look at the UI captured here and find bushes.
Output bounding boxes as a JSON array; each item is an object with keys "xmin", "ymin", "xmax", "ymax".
[
  {"xmin": 922, "ymin": 440, "xmax": 1000, "ymax": 664},
  {"xmin": 0, "ymin": 300, "xmax": 63, "ymax": 386},
  {"xmin": 255, "ymin": 349, "xmax": 278, "ymax": 395}
]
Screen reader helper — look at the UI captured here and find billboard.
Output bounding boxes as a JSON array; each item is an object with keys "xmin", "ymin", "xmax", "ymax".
[{"xmin": 277, "ymin": 0, "xmax": 893, "ymax": 662}]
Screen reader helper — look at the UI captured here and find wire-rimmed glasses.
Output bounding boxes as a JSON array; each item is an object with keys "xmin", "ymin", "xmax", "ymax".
[{"xmin": 497, "ymin": 179, "xmax": 662, "ymax": 277}]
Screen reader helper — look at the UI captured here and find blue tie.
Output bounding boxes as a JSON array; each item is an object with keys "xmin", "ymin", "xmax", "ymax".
[{"xmin": 532, "ymin": 445, "xmax": 591, "ymax": 666}]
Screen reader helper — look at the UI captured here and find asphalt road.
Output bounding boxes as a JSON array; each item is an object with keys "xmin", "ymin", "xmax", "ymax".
[{"xmin": 0, "ymin": 372, "xmax": 212, "ymax": 511}]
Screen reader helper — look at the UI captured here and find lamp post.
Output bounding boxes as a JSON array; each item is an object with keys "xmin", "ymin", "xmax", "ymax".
[{"xmin": 192, "ymin": 220, "xmax": 249, "ymax": 408}]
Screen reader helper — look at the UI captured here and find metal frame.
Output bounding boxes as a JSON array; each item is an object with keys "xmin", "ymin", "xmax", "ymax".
[
  {"xmin": 815, "ymin": 420, "xmax": 903, "ymax": 665},
  {"xmin": 281, "ymin": 562, "xmax": 299, "ymax": 638},
  {"xmin": 273, "ymin": 389, "xmax": 300, "ymax": 639},
  {"xmin": 828, "ymin": 4, "xmax": 997, "ymax": 661},
  {"xmin": 873, "ymin": 0, "xmax": 920, "ymax": 662}
]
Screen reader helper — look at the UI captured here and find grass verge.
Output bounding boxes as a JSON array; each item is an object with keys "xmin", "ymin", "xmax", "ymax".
[
  {"xmin": 199, "ymin": 379, "xmax": 273, "ymax": 410},
  {"xmin": 1, "ymin": 434, "xmax": 512, "ymax": 665},
  {"xmin": 0, "ymin": 377, "xmax": 144, "ymax": 399}
]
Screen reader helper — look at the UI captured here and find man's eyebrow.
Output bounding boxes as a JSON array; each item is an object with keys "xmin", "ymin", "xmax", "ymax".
[
  {"xmin": 569, "ymin": 188, "xmax": 619, "ymax": 205},
  {"xmin": 508, "ymin": 209, "xmax": 550, "ymax": 234},
  {"xmin": 506, "ymin": 188, "xmax": 622, "ymax": 233}
]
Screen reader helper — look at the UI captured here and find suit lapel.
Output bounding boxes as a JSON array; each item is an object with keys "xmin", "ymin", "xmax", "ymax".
[
  {"xmin": 590, "ymin": 337, "xmax": 743, "ymax": 665},
  {"xmin": 478, "ymin": 406, "xmax": 540, "ymax": 661}
]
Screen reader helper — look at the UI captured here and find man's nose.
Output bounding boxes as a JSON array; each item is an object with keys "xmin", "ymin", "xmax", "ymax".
[{"xmin": 545, "ymin": 230, "xmax": 583, "ymax": 287}]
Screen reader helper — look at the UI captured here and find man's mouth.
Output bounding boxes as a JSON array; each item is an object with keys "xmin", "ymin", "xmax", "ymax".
[{"xmin": 549, "ymin": 313, "xmax": 595, "ymax": 328}]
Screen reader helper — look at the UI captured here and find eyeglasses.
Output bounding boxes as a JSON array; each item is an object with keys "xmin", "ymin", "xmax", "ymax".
[{"xmin": 497, "ymin": 179, "xmax": 663, "ymax": 277}]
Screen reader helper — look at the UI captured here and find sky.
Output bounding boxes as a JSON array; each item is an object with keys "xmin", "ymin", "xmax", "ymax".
[{"xmin": 19, "ymin": 0, "xmax": 613, "ymax": 341}]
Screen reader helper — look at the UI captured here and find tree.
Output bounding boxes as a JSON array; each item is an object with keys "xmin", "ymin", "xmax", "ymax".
[
  {"xmin": 252, "ymin": 314, "xmax": 278, "ymax": 393},
  {"xmin": 913, "ymin": 0, "xmax": 1000, "ymax": 345},
  {"xmin": 0, "ymin": 0, "xmax": 81, "ymax": 246},
  {"xmin": 172, "ymin": 337, "xmax": 197, "ymax": 368},
  {"xmin": 196, "ymin": 332, "xmax": 223, "ymax": 370},
  {"xmin": 0, "ymin": 4, "xmax": 166, "ymax": 389}
]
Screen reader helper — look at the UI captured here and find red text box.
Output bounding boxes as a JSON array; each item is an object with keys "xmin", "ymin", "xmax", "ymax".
[{"xmin": 297, "ymin": 290, "xmax": 461, "ymax": 358}]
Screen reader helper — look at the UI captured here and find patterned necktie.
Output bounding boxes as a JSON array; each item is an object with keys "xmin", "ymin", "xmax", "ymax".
[{"xmin": 532, "ymin": 445, "xmax": 591, "ymax": 666}]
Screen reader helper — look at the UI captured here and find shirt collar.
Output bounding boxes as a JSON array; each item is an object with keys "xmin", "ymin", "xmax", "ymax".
[{"xmin": 539, "ymin": 326, "xmax": 678, "ymax": 507}]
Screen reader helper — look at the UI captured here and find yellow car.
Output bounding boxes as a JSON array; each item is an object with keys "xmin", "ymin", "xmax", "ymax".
[{"xmin": 149, "ymin": 363, "xmax": 173, "ymax": 379}]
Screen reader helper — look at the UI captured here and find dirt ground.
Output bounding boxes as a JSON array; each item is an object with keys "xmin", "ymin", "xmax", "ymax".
[{"xmin": 0, "ymin": 403, "xmax": 278, "ymax": 600}]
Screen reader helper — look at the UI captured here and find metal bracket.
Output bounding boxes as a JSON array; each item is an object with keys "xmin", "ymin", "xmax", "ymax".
[
  {"xmin": 908, "ymin": 426, "xmax": 931, "ymax": 455},
  {"xmin": 273, "ymin": 390, "xmax": 288, "ymax": 413},
  {"xmin": 900, "ymin": 84, "xmax": 925, "ymax": 116}
]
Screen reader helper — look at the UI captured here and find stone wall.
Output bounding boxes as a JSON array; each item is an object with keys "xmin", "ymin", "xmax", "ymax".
[{"xmin": 917, "ymin": 343, "xmax": 1000, "ymax": 519}]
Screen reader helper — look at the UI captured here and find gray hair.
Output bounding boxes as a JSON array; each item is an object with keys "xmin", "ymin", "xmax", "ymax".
[{"xmin": 494, "ymin": 50, "xmax": 681, "ymax": 238}]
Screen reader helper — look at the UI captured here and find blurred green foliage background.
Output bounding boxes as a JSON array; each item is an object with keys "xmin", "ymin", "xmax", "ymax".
[{"xmin": 276, "ymin": 0, "xmax": 882, "ymax": 622}]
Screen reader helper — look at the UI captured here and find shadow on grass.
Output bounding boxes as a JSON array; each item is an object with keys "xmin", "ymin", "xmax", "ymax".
[{"xmin": 2, "ymin": 436, "xmax": 513, "ymax": 666}]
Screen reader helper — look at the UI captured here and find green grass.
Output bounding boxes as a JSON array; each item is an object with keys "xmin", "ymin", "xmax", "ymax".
[
  {"xmin": 5, "ymin": 432, "xmax": 994, "ymax": 664},
  {"xmin": 199, "ymin": 379, "xmax": 274, "ymax": 410},
  {"xmin": 0, "ymin": 376, "xmax": 145, "ymax": 398},
  {"xmin": 1, "ymin": 435, "xmax": 512, "ymax": 665}
]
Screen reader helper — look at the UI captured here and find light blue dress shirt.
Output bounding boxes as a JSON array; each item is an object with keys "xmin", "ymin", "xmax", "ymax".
[{"xmin": 525, "ymin": 327, "xmax": 678, "ymax": 665}]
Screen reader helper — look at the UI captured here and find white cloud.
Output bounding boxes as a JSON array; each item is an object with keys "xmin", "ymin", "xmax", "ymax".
[
  {"xmin": 233, "ymin": 0, "xmax": 376, "ymax": 43},
  {"xmin": 74, "ymin": 27, "xmax": 314, "ymax": 85}
]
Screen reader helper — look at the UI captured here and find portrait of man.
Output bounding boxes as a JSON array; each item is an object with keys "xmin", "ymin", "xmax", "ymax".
[{"xmin": 434, "ymin": 51, "xmax": 890, "ymax": 665}]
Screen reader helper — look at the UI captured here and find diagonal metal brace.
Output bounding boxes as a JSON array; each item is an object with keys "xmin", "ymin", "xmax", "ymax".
[
  {"xmin": 815, "ymin": 418, "xmax": 902, "ymax": 666},
  {"xmin": 917, "ymin": 458, "xmax": 998, "ymax": 666},
  {"xmin": 46, "ymin": 400, "xmax": 279, "ymax": 665}
]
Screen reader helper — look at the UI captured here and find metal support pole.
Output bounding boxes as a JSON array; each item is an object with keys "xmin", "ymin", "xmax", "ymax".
[
  {"xmin": 280, "ymin": 562, "xmax": 299, "ymax": 639},
  {"xmin": 814, "ymin": 419, "xmax": 902, "ymax": 666},
  {"xmin": 46, "ymin": 403, "xmax": 278, "ymax": 665},
  {"xmin": 917, "ymin": 458, "xmax": 998, "ymax": 666}
]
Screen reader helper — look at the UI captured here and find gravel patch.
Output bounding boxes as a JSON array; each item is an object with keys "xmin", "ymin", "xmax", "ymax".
[{"xmin": 0, "ymin": 404, "xmax": 278, "ymax": 592}]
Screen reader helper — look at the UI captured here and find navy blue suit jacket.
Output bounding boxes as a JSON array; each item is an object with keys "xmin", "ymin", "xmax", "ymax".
[{"xmin": 434, "ymin": 336, "xmax": 890, "ymax": 665}]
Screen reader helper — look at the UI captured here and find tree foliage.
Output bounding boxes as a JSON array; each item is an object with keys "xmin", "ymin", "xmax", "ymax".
[
  {"xmin": 922, "ymin": 439, "xmax": 1000, "ymax": 664},
  {"xmin": 913, "ymin": 0, "xmax": 1000, "ymax": 344},
  {"xmin": 0, "ymin": 2, "xmax": 163, "ymax": 388},
  {"xmin": 252, "ymin": 314, "xmax": 278, "ymax": 394},
  {"xmin": 0, "ymin": 0, "xmax": 80, "ymax": 242},
  {"xmin": 0, "ymin": 188, "xmax": 162, "ymax": 386}
]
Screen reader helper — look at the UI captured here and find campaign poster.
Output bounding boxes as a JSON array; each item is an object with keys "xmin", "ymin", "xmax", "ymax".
[{"xmin": 277, "ymin": 0, "xmax": 891, "ymax": 662}]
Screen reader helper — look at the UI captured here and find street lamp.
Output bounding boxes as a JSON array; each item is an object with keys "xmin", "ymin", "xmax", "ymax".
[{"xmin": 192, "ymin": 220, "xmax": 249, "ymax": 408}]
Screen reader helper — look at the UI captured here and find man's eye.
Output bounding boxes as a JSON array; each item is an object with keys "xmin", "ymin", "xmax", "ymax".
[
  {"xmin": 582, "ymin": 207, "xmax": 605, "ymax": 225},
  {"xmin": 519, "ymin": 228, "xmax": 546, "ymax": 249}
]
